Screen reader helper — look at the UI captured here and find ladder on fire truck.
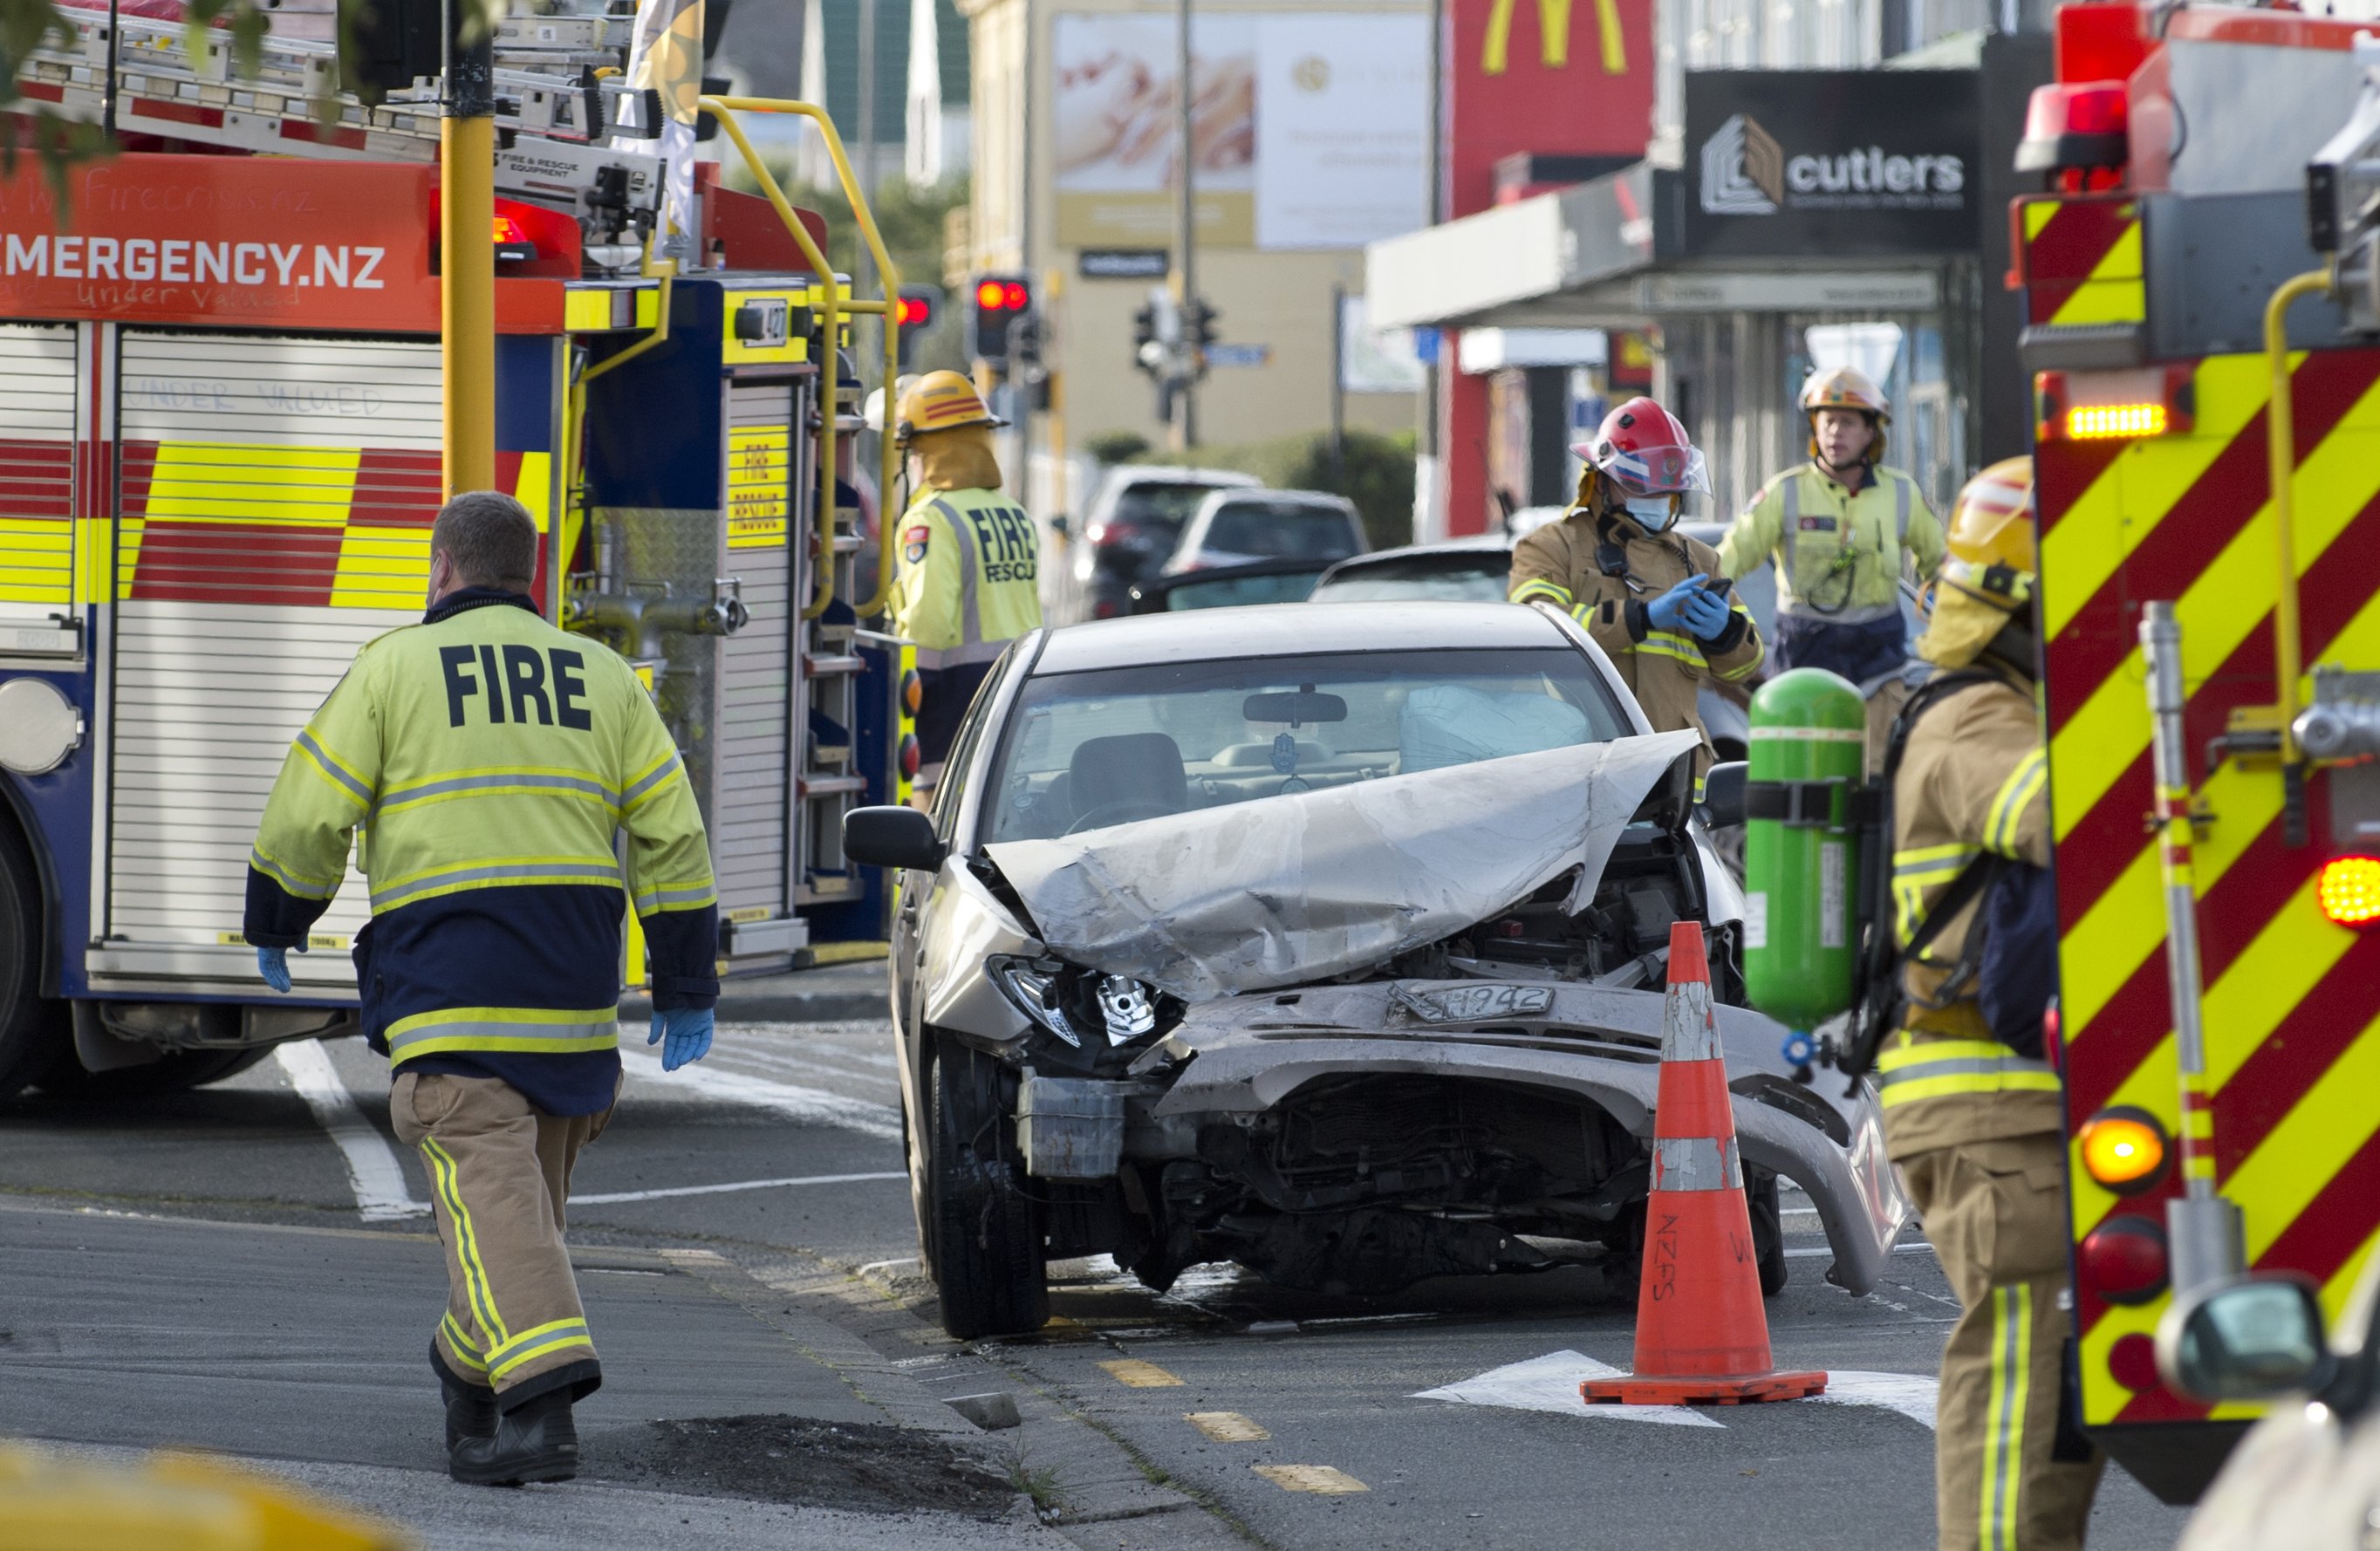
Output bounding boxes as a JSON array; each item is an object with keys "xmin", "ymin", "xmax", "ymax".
[{"xmin": 20, "ymin": 0, "xmax": 667, "ymax": 261}]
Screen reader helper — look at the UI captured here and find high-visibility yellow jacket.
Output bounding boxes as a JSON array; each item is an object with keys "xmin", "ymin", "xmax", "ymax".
[
  {"xmin": 888, "ymin": 485, "xmax": 1044, "ymax": 670},
  {"xmin": 1716, "ymin": 462, "xmax": 1946, "ymax": 624},
  {"xmin": 1876, "ymin": 665, "xmax": 2060, "ymax": 1158},
  {"xmin": 1508, "ymin": 507, "xmax": 1764, "ymax": 770},
  {"xmin": 244, "ymin": 589, "xmax": 718, "ymax": 1114}
]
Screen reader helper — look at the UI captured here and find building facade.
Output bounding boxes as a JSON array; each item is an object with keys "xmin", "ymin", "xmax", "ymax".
[{"xmin": 958, "ymin": 0, "xmax": 1427, "ymax": 472}]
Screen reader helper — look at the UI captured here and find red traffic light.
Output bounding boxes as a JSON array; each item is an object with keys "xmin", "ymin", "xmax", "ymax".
[
  {"xmin": 895, "ymin": 295, "xmax": 932, "ymax": 328},
  {"xmin": 974, "ymin": 277, "xmax": 1031, "ymax": 312}
]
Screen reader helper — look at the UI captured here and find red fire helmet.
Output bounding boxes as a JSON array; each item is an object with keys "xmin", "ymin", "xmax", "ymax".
[{"xmin": 1574, "ymin": 397, "xmax": 1711, "ymax": 498}]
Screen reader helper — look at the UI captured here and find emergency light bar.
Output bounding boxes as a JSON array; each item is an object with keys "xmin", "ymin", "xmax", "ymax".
[{"xmin": 2035, "ymin": 366, "xmax": 2194, "ymax": 441}]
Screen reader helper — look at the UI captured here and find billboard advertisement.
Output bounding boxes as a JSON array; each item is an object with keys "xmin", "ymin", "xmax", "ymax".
[
  {"xmin": 1682, "ymin": 70, "xmax": 1981, "ymax": 257},
  {"xmin": 1052, "ymin": 12, "xmax": 1427, "ymax": 251}
]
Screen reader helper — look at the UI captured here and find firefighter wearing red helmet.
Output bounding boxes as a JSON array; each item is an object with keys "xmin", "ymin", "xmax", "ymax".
[{"xmin": 1508, "ymin": 397, "xmax": 1764, "ymax": 772}]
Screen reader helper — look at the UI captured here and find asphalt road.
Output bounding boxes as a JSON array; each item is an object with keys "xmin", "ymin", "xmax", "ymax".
[{"xmin": 0, "ymin": 1019, "xmax": 2196, "ymax": 1550}]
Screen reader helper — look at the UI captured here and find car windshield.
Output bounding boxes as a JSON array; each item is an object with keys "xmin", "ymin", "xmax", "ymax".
[
  {"xmin": 1310, "ymin": 554, "xmax": 1509, "ymax": 604},
  {"xmin": 982, "ymin": 647, "xmax": 1630, "ymax": 841},
  {"xmin": 1202, "ymin": 503, "xmax": 1359, "ymax": 560}
]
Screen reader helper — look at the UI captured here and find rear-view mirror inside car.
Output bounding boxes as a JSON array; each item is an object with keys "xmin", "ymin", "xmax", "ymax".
[
  {"xmin": 2156, "ymin": 1275, "xmax": 2334, "ymax": 1404},
  {"xmin": 842, "ymin": 805, "xmax": 947, "ymax": 872},
  {"xmin": 1243, "ymin": 688, "xmax": 1348, "ymax": 725}
]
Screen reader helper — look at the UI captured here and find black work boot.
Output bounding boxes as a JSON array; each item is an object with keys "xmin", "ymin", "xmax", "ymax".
[
  {"xmin": 431, "ymin": 1342, "xmax": 497, "ymax": 1452},
  {"xmin": 448, "ymin": 1387, "xmax": 578, "ymax": 1486}
]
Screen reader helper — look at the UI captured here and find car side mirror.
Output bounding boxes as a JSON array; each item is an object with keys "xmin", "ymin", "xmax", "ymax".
[
  {"xmin": 2158, "ymin": 1275, "xmax": 2335, "ymax": 1404},
  {"xmin": 843, "ymin": 806, "xmax": 947, "ymax": 872},
  {"xmin": 1700, "ymin": 761, "xmax": 1748, "ymax": 828}
]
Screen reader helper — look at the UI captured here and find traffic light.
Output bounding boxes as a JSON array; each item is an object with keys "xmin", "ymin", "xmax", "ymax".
[
  {"xmin": 969, "ymin": 273, "xmax": 1034, "ymax": 364},
  {"xmin": 893, "ymin": 284, "xmax": 941, "ymax": 370},
  {"xmin": 1186, "ymin": 298, "xmax": 1219, "ymax": 377}
]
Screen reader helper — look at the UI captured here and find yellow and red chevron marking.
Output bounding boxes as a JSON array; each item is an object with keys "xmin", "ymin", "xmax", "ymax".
[
  {"xmin": 108, "ymin": 444, "xmax": 552, "ymax": 608},
  {"xmin": 2021, "ymin": 194, "xmax": 2142, "ymax": 329},
  {"xmin": 2039, "ymin": 344, "xmax": 2380, "ymax": 1429}
]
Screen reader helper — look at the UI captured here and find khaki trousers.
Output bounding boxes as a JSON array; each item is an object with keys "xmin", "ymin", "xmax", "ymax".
[
  {"xmin": 391, "ymin": 1072, "xmax": 617, "ymax": 1404},
  {"xmin": 1898, "ymin": 1131, "xmax": 2105, "ymax": 1551}
]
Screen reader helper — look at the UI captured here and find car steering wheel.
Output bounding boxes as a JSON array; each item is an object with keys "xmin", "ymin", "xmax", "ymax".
[{"xmin": 1063, "ymin": 800, "xmax": 1176, "ymax": 836}]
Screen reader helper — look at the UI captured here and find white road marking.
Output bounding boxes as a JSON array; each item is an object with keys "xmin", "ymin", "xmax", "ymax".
[
  {"xmin": 573, "ymin": 1171, "xmax": 906, "ymax": 1205},
  {"xmin": 616, "ymin": 1045, "xmax": 902, "ymax": 1139},
  {"xmin": 1785, "ymin": 1240, "xmax": 1936, "ymax": 1258},
  {"xmin": 1419, "ymin": 1351, "xmax": 1941, "ymax": 1430},
  {"xmin": 1415, "ymin": 1351, "xmax": 1726, "ymax": 1427},
  {"xmin": 1808, "ymin": 1370, "xmax": 1939, "ymax": 1428},
  {"xmin": 272, "ymin": 1040, "xmax": 426, "ymax": 1222}
]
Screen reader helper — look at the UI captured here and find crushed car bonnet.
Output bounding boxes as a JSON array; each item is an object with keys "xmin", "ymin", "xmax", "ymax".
[{"xmin": 982, "ymin": 729, "xmax": 1703, "ymax": 1001}]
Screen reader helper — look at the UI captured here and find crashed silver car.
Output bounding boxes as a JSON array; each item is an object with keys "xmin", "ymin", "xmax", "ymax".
[{"xmin": 842, "ymin": 602, "xmax": 1908, "ymax": 1339}]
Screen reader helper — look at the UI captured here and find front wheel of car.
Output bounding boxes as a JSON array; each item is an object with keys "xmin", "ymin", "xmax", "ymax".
[
  {"xmin": 1748, "ymin": 1170, "xmax": 1788, "ymax": 1297},
  {"xmin": 928, "ymin": 1033, "xmax": 1049, "ymax": 1341}
]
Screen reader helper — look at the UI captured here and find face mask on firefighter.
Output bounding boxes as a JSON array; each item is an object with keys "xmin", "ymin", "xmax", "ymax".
[{"xmin": 1624, "ymin": 494, "xmax": 1679, "ymax": 531}]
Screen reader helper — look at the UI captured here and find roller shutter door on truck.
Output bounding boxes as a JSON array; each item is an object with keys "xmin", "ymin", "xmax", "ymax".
[
  {"xmin": 0, "ymin": 325, "xmax": 82, "ymax": 640},
  {"xmin": 716, "ymin": 379, "xmax": 797, "ymax": 954},
  {"xmin": 106, "ymin": 332, "xmax": 444, "ymax": 965}
]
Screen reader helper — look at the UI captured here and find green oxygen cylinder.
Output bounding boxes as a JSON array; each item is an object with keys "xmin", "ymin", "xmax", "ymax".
[{"xmin": 1742, "ymin": 668, "xmax": 1867, "ymax": 1036}]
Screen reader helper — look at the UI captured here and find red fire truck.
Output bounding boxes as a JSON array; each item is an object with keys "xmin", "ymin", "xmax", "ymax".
[
  {"xmin": 0, "ymin": 2, "xmax": 910, "ymax": 1096},
  {"xmin": 2017, "ymin": 0, "xmax": 2380, "ymax": 1500}
]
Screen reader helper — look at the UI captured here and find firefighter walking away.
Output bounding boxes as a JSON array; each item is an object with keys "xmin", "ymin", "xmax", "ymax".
[
  {"xmin": 1876, "ymin": 457, "xmax": 2102, "ymax": 1550},
  {"xmin": 243, "ymin": 492, "xmax": 722, "ymax": 1486}
]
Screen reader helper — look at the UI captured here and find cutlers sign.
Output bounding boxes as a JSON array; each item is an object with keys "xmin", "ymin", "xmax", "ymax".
[{"xmin": 1683, "ymin": 69, "xmax": 1981, "ymax": 257}]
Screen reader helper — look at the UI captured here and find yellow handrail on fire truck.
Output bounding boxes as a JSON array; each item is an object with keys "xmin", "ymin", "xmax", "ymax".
[{"xmin": 701, "ymin": 97, "xmax": 906, "ymax": 622}]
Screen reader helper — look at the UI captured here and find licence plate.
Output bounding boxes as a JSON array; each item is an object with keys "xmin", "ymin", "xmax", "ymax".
[{"xmin": 1399, "ymin": 984, "xmax": 1556, "ymax": 1023}]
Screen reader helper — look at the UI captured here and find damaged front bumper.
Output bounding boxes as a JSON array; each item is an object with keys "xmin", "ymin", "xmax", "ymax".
[{"xmin": 1122, "ymin": 979, "xmax": 1910, "ymax": 1296}]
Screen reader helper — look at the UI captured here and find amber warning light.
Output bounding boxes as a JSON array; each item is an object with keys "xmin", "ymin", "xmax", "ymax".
[
  {"xmin": 2319, "ymin": 856, "xmax": 2380, "ymax": 927},
  {"xmin": 2078, "ymin": 1107, "xmax": 2168, "ymax": 1194},
  {"xmin": 2037, "ymin": 366, "xmax": 2193, "ymax": 442}
]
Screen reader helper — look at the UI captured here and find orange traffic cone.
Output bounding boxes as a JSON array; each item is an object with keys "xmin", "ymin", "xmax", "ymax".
[{"xmin": 1582, "ymin": 920, "xmax": 1827, "ymax": 1407}]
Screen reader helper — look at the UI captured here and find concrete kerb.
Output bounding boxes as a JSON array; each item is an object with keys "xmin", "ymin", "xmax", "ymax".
[{"xmin": 619, "ymin": 960, "xmax": 891, "ymax": 1025}]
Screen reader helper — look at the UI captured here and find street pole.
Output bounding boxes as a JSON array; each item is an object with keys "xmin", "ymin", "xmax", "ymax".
[
  {"xmin": 1172, "ymin": 0, "xmax": 1198, "ymax": 451},
  {"xmin": 1329, "ymin": 282, "xmax": 1346, "ymax": 485},
  {"xmin": 442, "ymin": 0, "xmax": 496, "ymax": 495},
  {"xmin": 1416, "ymin": 0, "xmax": 1444, "ymax": 541},
  {"xmin": 857, "ymin": 0, "xmax": 879, "ymax": 302}
]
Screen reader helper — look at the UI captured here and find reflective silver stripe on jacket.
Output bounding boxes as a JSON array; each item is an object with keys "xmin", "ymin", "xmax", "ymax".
[
  {"xmin": 1653, "ymin": 1134, "xmax": 1743, "ymax": 1193},
  {"xmin": 932, "ymin": 496, "xmax": 985, "ymax": 653},
  {"xmin": 385, "ymin": 1015, "xmax": 619, "ymax": 1060},
  {"xmin": 370, "ymin": 859, "xmax": 623, "ymax": 912}
]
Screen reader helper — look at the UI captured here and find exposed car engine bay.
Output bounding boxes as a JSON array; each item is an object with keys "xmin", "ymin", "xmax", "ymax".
[{"xmin": 981, "ymin": 823, "xmax": 1784, "ymax": 1296}]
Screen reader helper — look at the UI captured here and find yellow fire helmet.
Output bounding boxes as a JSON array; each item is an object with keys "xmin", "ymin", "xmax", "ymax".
[
  {"xmin": 1918, "ymin": 456, "xmax": 2038, "ymax": 669},
  {"xmin": 895, "ymin": 369, "xmax": 1008, "ymax": 445},
  {"xmin": 1798, "ymin": 366, "xmax": 1891, "ymax": 462}
]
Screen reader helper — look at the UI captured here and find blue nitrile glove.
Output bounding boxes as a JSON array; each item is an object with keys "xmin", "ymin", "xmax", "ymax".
[
  {"xmin": 1644, "ymin": 575, "xmax": 1707, "ymax": 634},
  {"xmin": 1679, "ymin": 584, "xmax": 1732, "ymax": 642},
  {"xmin": 648, "ymin": 1008, "xmax": 715, "ymax": 1072},
  {"xmin": 256, "ymin": 944, "xmax": 303, "ymax": 994}
]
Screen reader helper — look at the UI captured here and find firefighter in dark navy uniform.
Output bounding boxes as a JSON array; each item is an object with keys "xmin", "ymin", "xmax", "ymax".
[{"xmin": 244, "ymin": 491, "xmax": 720, "ymax": 1486}]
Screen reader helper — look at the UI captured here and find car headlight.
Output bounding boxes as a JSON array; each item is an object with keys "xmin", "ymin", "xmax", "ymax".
[
  {"xmin": 988, "ymin": 957, "xmax": 1162, "ymax": 1049},
  {"xmin": 988, "ymin": 956, "xmax": 1082, "ymax": 1047}
]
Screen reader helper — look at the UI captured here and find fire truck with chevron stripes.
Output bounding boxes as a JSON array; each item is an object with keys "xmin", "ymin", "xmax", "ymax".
[
  {"xmin": 2009, "ymin": 0, "xmax": 2380, "ymax": 1504},
  {"xmin": 0, "ymin": 0, "xmax": 913, "ymax": 1096}
]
